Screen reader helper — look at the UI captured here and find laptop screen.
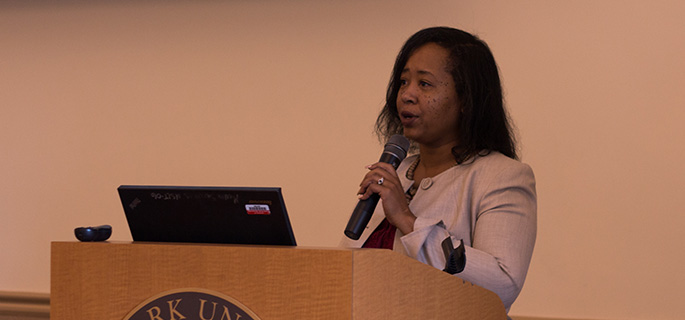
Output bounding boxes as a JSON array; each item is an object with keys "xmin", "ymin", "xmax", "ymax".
[{"xmin": 118, "ymin": 185, "xmax": 296, "ymax": 246}]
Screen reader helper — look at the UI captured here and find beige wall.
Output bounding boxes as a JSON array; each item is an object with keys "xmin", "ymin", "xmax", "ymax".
[{"xmin": 1, "ymin": 1, "xmax": 683, "ymax": 319}]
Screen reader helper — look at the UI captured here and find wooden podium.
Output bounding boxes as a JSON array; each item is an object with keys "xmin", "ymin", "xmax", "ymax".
[{"xmin": 51, "ymin": 242, "xmax": 506, "ymax": 319}]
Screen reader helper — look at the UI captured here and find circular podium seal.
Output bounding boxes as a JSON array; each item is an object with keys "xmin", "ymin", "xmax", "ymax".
[{"xmin": 123, "ymin": 288, "xmax": 261, "ymax": 320}]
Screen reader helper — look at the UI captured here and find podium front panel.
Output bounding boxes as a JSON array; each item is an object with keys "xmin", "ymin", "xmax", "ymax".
[{"xmin": 51, "ymin": 242, "xmax": 353, "ymax": 319}]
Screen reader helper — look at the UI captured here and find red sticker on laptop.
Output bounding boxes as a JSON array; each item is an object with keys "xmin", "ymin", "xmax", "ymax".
[{"xmin": 245, "ymin": 204, "xmax": 271, "ymax": 215}]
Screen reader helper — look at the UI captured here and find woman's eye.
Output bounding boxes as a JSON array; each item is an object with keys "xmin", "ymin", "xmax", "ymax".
[{"xmin": 420, "ymin": 81, "xmax": 432, "ymax": 87}]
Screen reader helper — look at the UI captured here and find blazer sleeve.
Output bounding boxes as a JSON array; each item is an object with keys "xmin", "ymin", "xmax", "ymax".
[{"xmin": 400, "ymin": 161, "xmax": 537, "ymax": 311}]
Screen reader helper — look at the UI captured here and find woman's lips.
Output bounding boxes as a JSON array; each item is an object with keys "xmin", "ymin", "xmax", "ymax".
[{"xmin": 400, "ymin": 111, "xmax": 418, "ymax": 126}]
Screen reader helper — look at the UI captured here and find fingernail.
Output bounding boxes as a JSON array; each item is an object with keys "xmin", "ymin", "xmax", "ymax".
[{"xmin": 357, "ymin": 194, "xmax": 364, "ymax": 199}]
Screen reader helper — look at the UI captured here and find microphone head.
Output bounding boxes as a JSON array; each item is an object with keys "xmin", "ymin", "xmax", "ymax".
[{"xmin": 385, "ymin": 134, "xmax": 410, "ymax": 161}]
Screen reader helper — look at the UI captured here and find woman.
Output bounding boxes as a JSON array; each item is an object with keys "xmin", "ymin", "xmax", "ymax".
[{"xmin": 340, "ymin": 27, "xmax": 537, "ymax": 312}]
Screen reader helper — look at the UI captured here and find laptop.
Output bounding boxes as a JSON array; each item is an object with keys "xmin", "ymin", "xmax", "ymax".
[{"xmin": 118, "ymin": 185, "xmax": 296, "ymax": 246}]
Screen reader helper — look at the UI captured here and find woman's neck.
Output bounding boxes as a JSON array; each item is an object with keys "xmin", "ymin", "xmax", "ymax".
[{"xmin": 415, "ymin": 143, "xmax": 458, "ymax": 179}]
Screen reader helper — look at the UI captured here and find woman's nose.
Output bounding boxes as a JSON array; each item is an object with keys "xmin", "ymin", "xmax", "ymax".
[{"xmin": 399, "ymin": 83, "xmax": 417, "ymax": 104}]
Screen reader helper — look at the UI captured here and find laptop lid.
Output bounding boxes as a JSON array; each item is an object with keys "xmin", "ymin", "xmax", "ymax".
[{"xmin": 118, "ymin": 185, "xmax": 296, "ymax": 246}]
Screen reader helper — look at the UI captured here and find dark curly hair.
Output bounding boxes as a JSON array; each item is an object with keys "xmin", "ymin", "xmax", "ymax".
[{"xmin": 375, "ymin": 26, "xmax": 518, "ymax": 163}]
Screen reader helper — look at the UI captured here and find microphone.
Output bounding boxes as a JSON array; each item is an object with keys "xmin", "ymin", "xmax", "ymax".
[{"xmin": 344, "ymin": 134, "xmax": 410, "ymax": 240}]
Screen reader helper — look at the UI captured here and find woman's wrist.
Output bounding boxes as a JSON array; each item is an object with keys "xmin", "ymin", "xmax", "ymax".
[{"xmin": 395, "ymin": 209, "xmax": 416, "ymax": 234}]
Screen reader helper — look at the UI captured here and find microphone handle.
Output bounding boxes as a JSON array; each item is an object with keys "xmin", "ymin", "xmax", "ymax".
[
  {"xmin": 344, "ymin": 152, "xmax": 402, "ymax": 240},
  {"xmin": 344, "ymin": 193, "xmax": 380, "ymax": 240}
]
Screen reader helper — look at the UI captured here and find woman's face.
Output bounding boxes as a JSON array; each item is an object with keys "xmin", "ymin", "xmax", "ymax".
[{"xmin": 396, "ymin": 43, "xmax": 461, "ymax": 149}]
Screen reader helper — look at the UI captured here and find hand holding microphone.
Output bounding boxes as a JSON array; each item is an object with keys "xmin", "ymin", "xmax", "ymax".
[{"xmin": 344, "ymin": 135, "xmax": 410, "ymax": 240}]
